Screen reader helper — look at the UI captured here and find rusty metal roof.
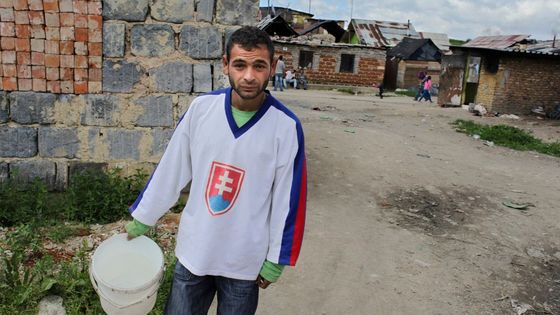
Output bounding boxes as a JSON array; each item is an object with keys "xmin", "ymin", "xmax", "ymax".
[
  {"xmin": 462, "ymin": 35, "xmax": 530, "ymax": 49},
  {"xmin": 350, "ymin": 19, "xmax": 419, "ymax": 47}
]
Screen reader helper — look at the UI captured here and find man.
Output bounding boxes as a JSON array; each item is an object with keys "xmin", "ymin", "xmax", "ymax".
[
  {"xmin": 125, "ymin": 26, "xmax": 307, "ymax": 315},
  {"xmin": 284, "ymin": 68, "xmax": 297, "ymax": 89},
  {"xmin": 274, "ymin": 55, "xmax": 285, "ymax": 91}
]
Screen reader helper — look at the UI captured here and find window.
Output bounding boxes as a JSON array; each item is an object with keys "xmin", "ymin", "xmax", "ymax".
[
  {"xmin": 339, "ymin": 54, "xmax": 355, "ymax": 73},
  {"xmin": 299, "ymin": 50, "xmax": 314, "ymax": 69}
]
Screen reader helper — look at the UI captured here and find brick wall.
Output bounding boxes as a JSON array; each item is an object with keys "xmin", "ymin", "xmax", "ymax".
[
  {"xmin": 273, "ymin": 41, "xmax": 386, "ymax": 87},
  {"xmin": 477, "ymin": 55, "xmax": 560, "ymax": 114},
  {"xmin": 0, "ymin": 0, "xmax": 258, "ymax": 189}
]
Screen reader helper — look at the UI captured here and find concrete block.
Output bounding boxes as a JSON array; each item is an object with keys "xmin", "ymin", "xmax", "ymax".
[
  {"xmin": 68, "ymin": 161, "xmax": 108, "ymax": 178},
  {"xmin": 151, "ymin": 128, "xmax": 173, "ymax": 156},
  {"xmin": 9, "ymin": 92, "xmax": 57, "ymax": 124},
  {"xmin": 131, "ymin": 24, "xmax": 175, "ymax": 57},
  {"xmin": 0, "ymin": 162, "xmax": 8, "ymax": 183},
  {"xmin": 134, "ymin": 95, "xmax": 173, "ymax": 127},
  {"xmin": 103, "ymin": 22, "xmax": 126, "ymax": 58},
  {"xmin": 0, "ymin": 126, "xmax": 38, "ymax": 157},
  {"xmin": 0, "ymin": 92, "xmax": 8, "ymax": 123},
  {"xmin": 107, "ymin": 129, "xmax": 142, "ymax": 160},
  {"xmin": 215, "ymin": 0, "xmax": 258, "ymax": 26},
  {"xmin": 9, "ymin": 160, "xmax": 56, "ymax": 189},
  {"xmin": 196, "ymin": 0, "xmax": 214, "ymax": 22},
  {"xmin": 193, "ymin": 64, "xmax": 212, "ymax": 93},
  {"xmin": 103, "ymin": 0, "xmax": 149, "ymax": 21},
  {"xmin": 81, "ymin": 94, "xmax": 120, "ymax": 126},
  {"xmin": 103, "ymin": 60, "xmax": 143, "ymax": 93},
  {"xmin": 177, "ymin": 95, "xmax": 195, "ymax": 119},
  {"xmin": 179, "ymin": 25, "xmax": 222, "ymax": 59},
  {"xmin": 213, "ymin": 60, "xmax": 229, "ymax": 90},
  {"xmin": 151, "ymin": 0, "xmax": 194, "ymax": 23},
  {"xmin": 39, "ymin": 127, "xmax": 79, "ymax": 158},
  {"xmin": 150, "ymin": 61, "xmax": 193, "ymax": 93},
  {"xmin": 54, "ymin": 161, "xmax": 68, "ymax": 191}
]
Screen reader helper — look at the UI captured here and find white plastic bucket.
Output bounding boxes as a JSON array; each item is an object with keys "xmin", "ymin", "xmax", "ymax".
[{"xmin": 89, "ymin": 233, "xmax": 164, "ymax": 315}]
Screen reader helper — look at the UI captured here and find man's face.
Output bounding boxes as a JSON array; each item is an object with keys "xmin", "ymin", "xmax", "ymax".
[{"xmin": 223, "ymin": 44, "xmax": 275, "ymax": 101}]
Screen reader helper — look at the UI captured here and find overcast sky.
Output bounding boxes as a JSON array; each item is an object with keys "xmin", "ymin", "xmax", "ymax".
[{"xmin": 260, "ymin": 0, "xmax": 560, "ymax": 40}]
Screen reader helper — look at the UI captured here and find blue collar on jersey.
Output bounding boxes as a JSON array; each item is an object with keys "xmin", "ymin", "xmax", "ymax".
[{"xmin": 225, "ymin": 87, "xmax": 273, "ymax": 138}]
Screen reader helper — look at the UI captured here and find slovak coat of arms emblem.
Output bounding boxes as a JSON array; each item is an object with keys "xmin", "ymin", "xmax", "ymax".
[{"xmin": 205, "ymin": 161, "xmax": 245, "ymax": 216}]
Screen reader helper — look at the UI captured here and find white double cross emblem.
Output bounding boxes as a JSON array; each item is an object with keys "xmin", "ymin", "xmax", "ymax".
[{"xmin": 215, "ymin": 171, "xmax": 233, "ymax": 195}]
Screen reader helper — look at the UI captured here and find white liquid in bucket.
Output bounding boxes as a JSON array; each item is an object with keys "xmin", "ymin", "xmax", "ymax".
[{"xmin": 101, "ymin": 252, "xmax": 158, "ymax": 289}]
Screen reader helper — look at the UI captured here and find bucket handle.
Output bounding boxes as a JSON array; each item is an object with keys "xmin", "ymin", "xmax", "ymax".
[{"xmin": 89, "ymin": 262, "xmax": 165, "ymax": 310}]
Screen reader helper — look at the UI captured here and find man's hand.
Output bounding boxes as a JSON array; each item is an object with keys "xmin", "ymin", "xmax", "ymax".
[
  {"xmin": 125, "ymin": 219, "xmax": 151, "ymax": 240},
  {"xmin": 256, "ymin": 275, "xmax": 271, "ymax": 289}
]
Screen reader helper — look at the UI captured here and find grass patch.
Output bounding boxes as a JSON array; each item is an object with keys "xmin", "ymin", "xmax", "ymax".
[
  {"xmin": 453, "ymin": 119, "xmax": 560, "ymax": 157},
  {"xmin": 337, "ymin": 87, "xmax": 361, "ymax": 95}
]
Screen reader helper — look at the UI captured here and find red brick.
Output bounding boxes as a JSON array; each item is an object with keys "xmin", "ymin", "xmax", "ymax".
[
  {"xmin": 60, "ymin": 54, "xmax": 74, "ymax": 67},
  {"xmin": 0, "ymin": 79, "xmax": 2, "ymax": 91},
  {"xmin": 88, "ymin": 56, "xmax": 101, "ymax": 68},
  {"xmin": 87, "ymin": 1, "xmax": 101, "ymax": 15},
  {"xmin": 13, "ymin": 0, "xmax": 28, "ymax": 10},
  {"xmin": 2, "ymin": 77, "xmax": 17, "ymax": 90},
  {"xmin": 59, "ymin": 13, "xmax": 73, "ymax": 26},
  {"xmin": 18, "ymin": 78, "xmax": 32, "ymax": 90},
  {"xmin": 45, "ymin": 12, "xmax": 59, "ymax": 26},
  {"xmin": 74, "ymin": 27, "xmax": 87, "ymax": 41},
  {"xmin": 30, "ymin": 25, "xmax": 44, "ymax": 38},
  {"xmin": 17, "ymin": 64, "xmax": 30, "ymax": 77},
  {"xmin": 31, "ymin": 65, "xmax": 45, "ymax": 78},
  {"xmin": 75, "ymin": 55, "xmax": 87, "ymax": 68},
  {"xmin": 45, "ymin": 27, "xmax": 59, "ymax": 40},
  {"xmin": 74, "ymin": 68, "xmax": 87, "ymax": 80},
  {"xmin": 74, "ymin": 14, "xmax": 87, "ymax": 27},
  {"xmin": 88, "ymin": 28, "xmax": 101, "ymax": 43},
  {"xmin": 0, "ymin": 22, "xmax": 15, "ymax": 36},
  {"xmin": 61, "ymin": 80, "xmax": 73, "ymax": 93},
  {"xmin": 0, "ymin": 0, "xmax": 11, "ymax": 8},
  {"xmin": 1, "ymin": 37, "xmax": 15, "ymax": 50},
  {"xmin": 60, "ymin": 67, "xmax": 72, "ymax": 80},
  {"xmin": 2, "ymin": 50, "xmax": 16, "ymax": 63},
  {"xmin": 74, "ymin": 41, "xmax": 87, "ymax": 55},
  {"xmin": 32, "ymin": 78, "xmax": 46, "ymax": 91},
  {"xmin": 44, "ymin": 54, "xmax": 59, "ymax": 67},
  {"xmin": 88, "ymin": 42, "xmax": 101, "ymax": 56},
  {"xmin": 60, "ymin": 40, "xmax": 73, "ymax": 54},
  {"xmin": 87, "ymin": 15, "xmax": 102, "ymax": 29},
  {"xmin": 3, "ymin": 64, "xmax": 16, "ymax": 76},
  {"xmin": 88, "ymin": 81, "xmax": 101, "ymax": 93},
  {"xmin": 15, "ymin": 24, "xmax": 30, "ymax": 37},
  {"xmin": 46, "ymin": 67, "xmax": 58, "ymax": 80},
  {"xmin": 28, "ymin": 0, "xmax": 43, "ymax": 11},
  {"xmin": 45, "ymin": 40, "xmax": 58, "ymax": 53},
  {"xmin": 16, "ymin": 51, "xmax": 30, "ymax": 64},
  {"xmin": 28, "ymin": 10, "xmax": 44, "ymax": 24},
  {"xmin": 15, "ymin": 38, "xmax": 29, "ymax": 51},
  {"xmin": 46, "ymin": 80, "xmax": 61, "ymax": 93},
  {"xmin": 60, "ymin": 26, "xmax": 74, "ymax": 40},
  {"xmin": 30, "ymin": 38, "xmax": 44, "ymax": 52},
  {"xmin": 74, "ymin": 80, "xmax": 87, "ymax": 93},
  {"xmin": 43, "ymin": 0, "xmax": 59, "ymax": 12},
  {"xmin": 0, "ymin": 7, "xmax": 14, "ymax": 21},
  {"xmin": 73, "ymin": 0, "xmax": 87, "ymax": 14},
  {"xmin": 88, "ymin": 68, "xmax": 101, "ymax": 81},
  {"xmin": 31, "ymin": 51, "xmax": 44, "ymax": 65}
]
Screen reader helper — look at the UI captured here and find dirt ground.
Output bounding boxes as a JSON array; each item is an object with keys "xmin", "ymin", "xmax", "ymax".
[{"xmin": 255, "ymin": 89, "xmax": 560, "ymax": 315}]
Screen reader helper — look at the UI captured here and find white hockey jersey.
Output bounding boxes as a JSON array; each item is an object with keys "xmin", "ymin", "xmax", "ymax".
[{"xmin": 129, "ymin": 88, "xmax": 307, "ymax": 280}]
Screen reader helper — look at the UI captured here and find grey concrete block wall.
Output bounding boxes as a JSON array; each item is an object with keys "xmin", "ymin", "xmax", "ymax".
[{"xmin": 1, "ymin": 0, "xmax": 260, "ymax": 189}]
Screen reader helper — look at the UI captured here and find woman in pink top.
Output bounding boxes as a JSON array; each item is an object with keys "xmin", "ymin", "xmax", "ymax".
[{"xmin": 418, "ymin": 76, "xmax": 433, "ymax": 103}]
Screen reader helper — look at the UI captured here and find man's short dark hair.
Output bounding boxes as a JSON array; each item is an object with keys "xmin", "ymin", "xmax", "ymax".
[{"xmin": 226, "ymin": 26, "xmax": 274, "ymax": 63}]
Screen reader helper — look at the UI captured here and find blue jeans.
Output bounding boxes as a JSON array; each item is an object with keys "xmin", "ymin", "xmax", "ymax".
[
  {"xmin": 164, "ymin": 261, "xmax": 259, "ymax": 315},
  {"xmin": 274, "ymin": 74, "xmax": 283, "ymax": 91}
]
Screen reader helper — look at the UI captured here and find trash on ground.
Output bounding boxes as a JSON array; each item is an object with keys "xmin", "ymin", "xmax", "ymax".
[
  {"xmin": 320, "ymin": 116, "xmax": 333, "ymax": 120},
  {"xmin": 344, "ymin": 129, "xmax": 356, "ymax": 133},
  {"xmin": 482, "ymin": 140, "xmax": 494, "ymax": 146},
  {"xmin": 469, "ymin": 103, "xmax": 487, "ymax": 116},
  {"xmin": 416, "ymin": 154, "xmax": 431, "ymax": 158},
  {"xmin": 499, "ymin": 114, "xmax": 520, "ymax": 120},
  {"xmin": 531, "ymin": 106, "xmax": 546, "ymax": 117},
  {"xmin": 473, "ymin": 134, "xmax": 481, "ymax": 140},
  {"xmin": 547, "ymin": 103, "xmax": 560, "ymax": 119},
  {"xmin": 502, "ymin": 200, "xmax": 533, "ymax": 210},
  {"xmin": 510, "ymin": 299, "xmax": 535, "ymax": 315}
]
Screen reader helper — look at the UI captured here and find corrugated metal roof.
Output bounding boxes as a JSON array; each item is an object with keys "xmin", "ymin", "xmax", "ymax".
[
  {"xmin": 419, "ymin": 32, "xmax": 450, "ymax": 51},
  {"xmin": 351, "ymin": 19, "xmax": 419, "ymax": 48},
  {"xmin": 462, "ymin": 35, "xmax": 530, "ymax": 49}
]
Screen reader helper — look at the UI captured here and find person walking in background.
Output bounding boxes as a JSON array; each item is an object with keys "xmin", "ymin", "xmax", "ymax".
[
  {"xmin": 125, "ymin": 26, "xmax": 307, "ymax": 315},
  {"xmin": 414, "ymin": 70, "xmax": 428, "ymax": 101},
  {"xmin": 377, "ymin": 82, "xmax": 384, "ymax": 99},
  {"xmin": 274, "ymin": 55, "xmax": 285, "ymax": 91},
  {"xmin": 418, "ymin": 76, "xmax": 433, "ymax": 103}
]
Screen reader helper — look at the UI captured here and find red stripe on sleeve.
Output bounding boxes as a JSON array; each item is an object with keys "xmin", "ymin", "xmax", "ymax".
[{"xmin": 289, "ymin": 159, "xmax": 307, "ymax": 266}]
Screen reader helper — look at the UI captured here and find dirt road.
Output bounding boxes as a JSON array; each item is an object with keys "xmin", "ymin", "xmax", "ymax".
[{"xmin": 258, "ymin": 89, "xmax": 560, "ymax": 314}]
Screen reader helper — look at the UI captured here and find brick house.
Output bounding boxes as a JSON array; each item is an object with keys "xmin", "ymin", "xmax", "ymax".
[
  {"xmin": 272, "ymin": 38, "xmax": 386, "ymax": 87},
  {"xmin": 438, "ymin": 45, "xmax": 560, "ymax": 114}
]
